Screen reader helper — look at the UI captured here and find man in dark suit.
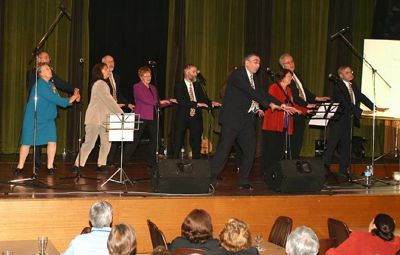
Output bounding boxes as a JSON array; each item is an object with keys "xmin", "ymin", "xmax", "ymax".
[
  {"xmin": 279, "ymin": 53, "xmax": 330, "ymax": 159},
  {"xmin": 173, "ymin": 64, "xmax": 221, "ymax": 159},
  {"xmin": 102, "ymin": 55, "xmax": 135, "ymax": 166},
  {"xmin": 210, "ymin": 53, "xmax": 296, "ymax": 190},
  {"xmin": 323, "ymin": 65, "xmax": 387, "ymax": 177},
  {"xmin": 26, "ymin": 51, "xmax": 77, "ymax": 169}
]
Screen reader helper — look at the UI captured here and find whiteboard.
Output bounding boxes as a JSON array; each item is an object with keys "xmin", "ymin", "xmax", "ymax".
[{"xmin": 361, "ymin": 39, "xmax": 400, "ymax": 119}]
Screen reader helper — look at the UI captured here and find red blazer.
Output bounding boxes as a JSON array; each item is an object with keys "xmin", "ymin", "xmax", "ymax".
[
  {"xmin": 262, "ymin": 83, "xmax": 306, "ymax": 135},
  {"xmin": 326, "ymin": 231, "xmax": 400, "ymax": 255}
]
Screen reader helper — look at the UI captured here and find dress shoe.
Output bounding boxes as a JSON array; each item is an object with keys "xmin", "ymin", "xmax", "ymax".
[
  {"xmin": 238, "ymin": 184, "xmax": 254, "ymax": 190},
  {"xmin": 72, "ymin": 166, "xmax": 80, "ymax": 173},
  {"xmin": 47, "ymin": 167, "xmax": 56, "ymax": 175},
  {"xmin": 95, "ymin": 165, "xmax": 108, "ymax": 173},
  {"xmin": 14, "ymin": 168, "xmax": 23, "ymax": 175}
]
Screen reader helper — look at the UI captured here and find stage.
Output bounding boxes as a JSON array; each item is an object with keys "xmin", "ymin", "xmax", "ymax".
[{"xmin": 0, "ymin": 154, "xmax": 399, "ymax": 253}]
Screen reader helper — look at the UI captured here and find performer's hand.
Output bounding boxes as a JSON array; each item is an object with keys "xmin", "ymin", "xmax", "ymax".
[
  {"xmin": 73, "ymin": 89, "xmax": 81, "ymax": 102},
  {"xmin": 169, "ymin": 98, "xmax": 178, "ymax": 104},
  {"xmin": 127, "ymin": 104, "xmax": 135, "ymax": 110},
  {"xmin": 363, "ymin": 110, "xmax": 373, "ymax": 115},
  {"xmin": 376, "ymin": 107, "xmax": 388, "ymax": 112},
  {"xmin": 197, "ymin": 102, "xmax": 209, "ymax": 108},
  {"xmin": 315, "ymin": 96, "xmax": 330, "ymax": 102},
  {"xmin": 160, "ymin": 100, "xmax": 170, "ymax": 105},
  {"xmin": 282, "ymin": 105, "xmax": 298, "ymax": 115},
  {"xmin": 118, "ymin": 104, "xmax": 125, "ymax": 108},
  {"xmin": 307, "ymin": 103, "xmax": 316, "ymax": 109},
  {"xmin": 258, "ymin": 109, "xmax": 264, "ymax": 118},
  {"xmin": 212, "ymin": 101, "xmax": 222, "ymax": 107},
  {"xmin": 269, "ymin": 102, "xmax": 281, "ymax": 112}
]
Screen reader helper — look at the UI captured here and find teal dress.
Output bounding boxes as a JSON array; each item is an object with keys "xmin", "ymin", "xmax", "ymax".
[{"xmin": 21, "ymin": 78, "xmax": 71, "ymax": 145}]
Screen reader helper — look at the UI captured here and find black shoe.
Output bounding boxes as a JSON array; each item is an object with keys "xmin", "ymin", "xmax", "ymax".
[
  {"xmin": 47, "ymin": 167, "xmax": 56, "ymax": 175},
  {"xmin": 14, "ymin": 168, "xmax": 23, "ymax": 175},
  {"xmin": 238, "ymin": 184, "xmax": 254, "ymax": 190},
  {"xmin": 72, "ymin": 166, "xmax": 80, "ymax": 174},
  {"xmin": 95, "ymin": 165, "xmax": 108, "ymax": 173}
]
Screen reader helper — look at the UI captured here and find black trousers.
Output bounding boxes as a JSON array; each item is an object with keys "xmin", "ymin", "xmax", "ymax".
[
  {"xmin": 173, "ymin": 114, "xmax": 203, "ymax": 159},
  {"xmin": 290, "ymin": 114, "xmax": 305, "ymax": 159},
  {"xmin": 323, "ymin": 116, "xmax": 352, "ymax": 175},
  {"xmin": 210, "ymin": 118, "xmax": 256, "ymax": 186},
  {"xmin": 261, "ymin": 130, "xmax": 286, "ymax": 181},
  {"xmin": 122, "ymin": 119, "xmax": 157, "ymax": 168}
]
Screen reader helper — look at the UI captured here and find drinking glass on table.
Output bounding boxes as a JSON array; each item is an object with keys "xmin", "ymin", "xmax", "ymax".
[
  {"xmin": 38, "ymin": 236, "xmax": 48, "ymax": 255},
  {"xmin": 254, "ymin": 234, "xmax": 265, "ymax": 251}
]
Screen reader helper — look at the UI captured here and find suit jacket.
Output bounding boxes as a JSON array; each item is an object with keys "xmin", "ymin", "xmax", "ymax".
[
  {"xmin": 26, "ymin": 69, "xmax": 76, "ymax": 93},
  {"xmin": 174, "ymin": 80, "xmax": 211, "ymax": 120},
  {"xmin": 219, "ymin": 66, "xmax": 280, "ymax": 130},
  {"xmin": 109, "ymin": 72, "xmax": 129, "ymax": 105},
  {"xmin": 289, "ymin": 72, "xmax": 316, "ymax": 107},
  {"xmin": 84, "ymin": 79, "xmax": 123, "ymax": 126},
  {"xmin": 332, "ymin": 80, "xmax": 374, "ymax": 127}
]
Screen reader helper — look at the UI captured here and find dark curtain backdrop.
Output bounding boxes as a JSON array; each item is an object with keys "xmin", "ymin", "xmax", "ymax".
[{"xmin": 89, "ymin": 0, "xmax": 169, "ymax": 104}]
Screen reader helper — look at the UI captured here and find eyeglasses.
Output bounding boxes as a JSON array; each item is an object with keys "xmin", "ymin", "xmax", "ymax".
[{"xmin": 142, "ymin": 75, "xmax": 152, "ymax": 78}]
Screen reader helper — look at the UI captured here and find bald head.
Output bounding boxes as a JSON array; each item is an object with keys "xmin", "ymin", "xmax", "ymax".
[{"xmin": 102, "ymin": 55, "xmax": 115, "ymax": 72}]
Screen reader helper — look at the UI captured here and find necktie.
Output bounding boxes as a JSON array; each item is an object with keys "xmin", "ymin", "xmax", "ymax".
[
  {"xmin": 109, "ymin": 72, "xmax": 117, "ymax": 101},
  {"xmin": 249, "ymin": 74, "xmax": 259, "ymax": 113},
  {"xmin": 348, "ymin": 82, "xmax": 355, "ymax": 105},
  {"xmin": 293, "ymin": 76, "xmax": 306, "ymax": 101},
  {"xmin": 188, "ymin": 83, "xmax": 196, "ymax": 117}
]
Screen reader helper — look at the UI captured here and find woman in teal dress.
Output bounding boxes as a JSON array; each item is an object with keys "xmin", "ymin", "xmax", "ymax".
[{"xmin": 15, "ymin": 63, "xmax": 80, "ymax": 175}]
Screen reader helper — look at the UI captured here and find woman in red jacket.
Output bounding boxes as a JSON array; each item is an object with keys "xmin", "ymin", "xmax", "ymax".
[
  {"xmin": 261, "ymin": 69, "xmax": 306, "ymax": 187},
  {"xmin": 326, "ymin": 213, "xmax": 400, "ymax": 255}
]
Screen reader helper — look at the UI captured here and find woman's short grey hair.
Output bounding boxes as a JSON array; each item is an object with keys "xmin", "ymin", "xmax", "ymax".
[
  {"xmin": 285, "ymin": 226, "xmax": 319, "ymax": 255},
  {"xmin": 90, "ymin": 201, "xmax": 113, "ymax": 228}
]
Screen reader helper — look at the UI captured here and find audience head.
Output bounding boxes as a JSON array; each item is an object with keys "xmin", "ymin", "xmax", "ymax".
[
  {"xmin": 370, "ymin": 213, "xmax": 396, "ymax": 241},
  {"xmin": 89, "ymin": 201, "xmax": 113, "ymax": 228},
  {"xmin": 107, "ymin": 223, "xmax": 137, "ymax": 255},
  {"xmin": 285, "ymin": 226, "xmax": 319, "ymax": 255},
  {"xmin": 184, "ymin": 64, "xmax": 198, "ymax": 82},
  {"xmin": 102, "ymin": 55, "xmax": 115, "ymax": 72},
  {"xmin": 275, "ymin": 69, "xmax": 293, "ymax": 85},
  {"xmin": 181, "ymin": 209, "xmax": 213, "ymax": 244},
  {"xmin": 219, "ymin": 218, "xmax": 252, "ymax": 252},
  {"xmin": 244, "ymin": 53, "xmax": 261, "ymax": 74},
  {"xmin": 279, "ymin": 53, "xmax": 295, "ymax": 72},
  {"xmin": 91, "ymin": 63, "xmax": 110, "ymax": 82},
  {"xmin": 151, "ymin": 245, "xmax": 171, "ymax": 255}
]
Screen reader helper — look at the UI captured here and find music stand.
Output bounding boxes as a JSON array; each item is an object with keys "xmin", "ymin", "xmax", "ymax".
[
  {"xmin": 101, "ymin": 113, "xmax": 140, "ymax": 187},
  {"xmin": 309, "ymin": 102, "xmax": 341, "ymax": 144}
]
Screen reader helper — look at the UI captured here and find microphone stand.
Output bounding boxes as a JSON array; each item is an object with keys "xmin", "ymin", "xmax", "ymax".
[
  {"xmin": 197, "ymin": 75, "xmax": 214, "ymax": 159},
  {"xmin": 59, "ymin": 59, "xmax": 100, "ymax": 182},
  {"xmin": 335, "ymin": 32, "xmax": 392, "ymax": 187},
  {"xmin": 10, "ymin": 3, "xmax": 70, "ymax": 187}
]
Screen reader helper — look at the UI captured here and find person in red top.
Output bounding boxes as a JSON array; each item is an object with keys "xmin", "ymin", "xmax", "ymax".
[
  {"xmin": 326, "ymin": 213, "xmax": 400, "ymax": 255},
  {"xmin": 261, "ymin": 69, "xmax": 307, "ymax": 187}
]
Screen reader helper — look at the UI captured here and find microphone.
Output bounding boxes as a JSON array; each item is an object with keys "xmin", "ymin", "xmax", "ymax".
[
  {"xmin": 196, "ymin": 70, "xmax": 206, "ymax": 83},
  {"xmin": 328, "ymin": 73, "xmax": 340, "ymax": 83},
  {"xmin": 148, "ymin": 60, "xmax": 157, "ymax": 65},
  {"xmin": 266, "ymin": 67, "xmax": 275, "ymax": 76},
  {"xmin": 79, "ymin": 58, "xmax": 85, "ymax": 64},
  {"xmin": 59, "ymin": 3, "xmax": 72, "ymax": 21},
  {"xmin": 330, "ymin": 27, "xmax": 350, "ymax": 40}
]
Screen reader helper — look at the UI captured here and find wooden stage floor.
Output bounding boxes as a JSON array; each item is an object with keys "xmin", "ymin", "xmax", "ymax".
[{"xmin": 0, "ymin": 153, "xmax": 399, "ymax": 253}]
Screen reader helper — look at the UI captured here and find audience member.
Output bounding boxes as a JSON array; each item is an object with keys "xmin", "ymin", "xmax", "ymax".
[
  {"xmin": 62, "ymin": 201, "xmax": 113, "ymax": 255},
  {"xmin": 285, "ymin": 226, "xmax": 319, "ymax": 255},
  {"xmin": 205, "ymin": 218, "xmax": 258, "ymax": 255},
  {"xmin": 326, "ymin": 213, "xmax": 400, "ymax": 255},
  {"xmin": 108, "ymin": 223, "xmax": 137, "ymax": 255},
  {"xmin": 169, "ymin": 209, "xmax": 219, "ymax": 252}
]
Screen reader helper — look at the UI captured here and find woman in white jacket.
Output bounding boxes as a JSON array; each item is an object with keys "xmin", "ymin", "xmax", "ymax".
[{"xmin": 73, "ymin": 63, "xmax": 124, "ymax": 173}]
